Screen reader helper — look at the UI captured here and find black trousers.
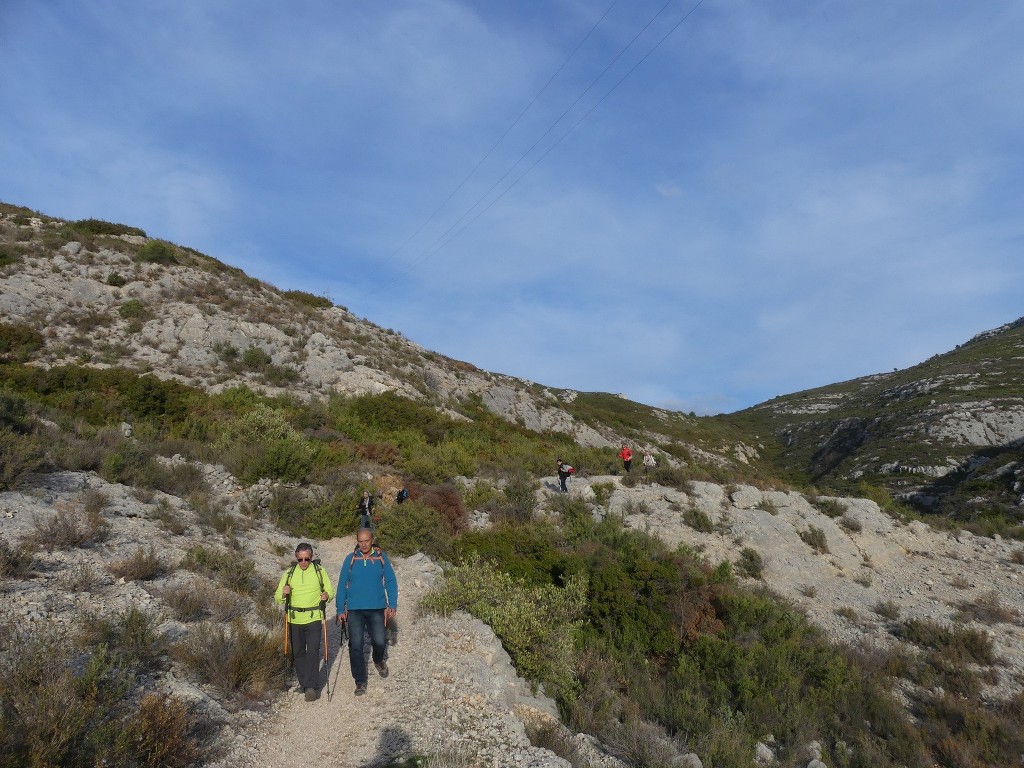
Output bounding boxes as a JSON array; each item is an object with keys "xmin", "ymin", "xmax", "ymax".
[{"xmin": 289, "ymin": 620, "xmax": 323, "ymax": 690}]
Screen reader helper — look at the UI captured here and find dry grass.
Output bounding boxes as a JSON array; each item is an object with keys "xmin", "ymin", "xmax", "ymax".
[
  {"xmin": 109, "ymin": 544, "xmax": 169, "ymax": 581},
  {"xmin": 173, "ymin": 619, "xmax": 289, "ymax": 705},
  {"xmin": 28, "ymin": 499, "xmax": 109, "ymax": 551}
]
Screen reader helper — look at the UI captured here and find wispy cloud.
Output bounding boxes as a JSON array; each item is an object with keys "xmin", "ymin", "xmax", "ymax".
[{"xmin": 2, "ymin": 0, "xmax": 1022, "ymax": 413}]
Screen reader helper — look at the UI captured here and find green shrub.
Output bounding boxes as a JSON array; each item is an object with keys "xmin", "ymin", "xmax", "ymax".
[
  {"xmin": 897, "ymin": 618, "xmax": 995, "ymax": 665},
  {"xmin": 135, "ymin": 240, "xmax": 177, "ymax": 264},
  {"xmin": 72, "ymin": 218, "xmax": 147, "ymax": 238},
  {"xmin": 422, "ymin": 554, "xmax": 586, "ymax": 701},
  {"xmin": 683, "ymin": 506, "xmax": 714, "ymax": 533},
  {"xmin": 106, "ymin": 271, "xmax": 128, "ymax": 287},
  {"xmin": 375, "ymin": 500, "xmax": 453, "ymax": 560},
  {"xmin": 813, "ymin": 497, "xmax": 846, "ymax": 518},
  {"xmin": 181, "ymin": 544, "xmax": 258, "ymax": 594},
  {"xmin": 756, "ymin": 497, "xmax": 779, "ymax": 515},
  {"xmin": 119, "ymin": 299, "xmax": 148, "ymax": 319},
  {"xmin": 0, "ymin": 622, "xmax": 208, "ymax": 767},
  {"xmin": 799, "ymin": 525, "xmax": 830, "ymax": 553},
  {"xmin": 282, "ymin": 289, "xmax": 332, "ymax": 309},
  {"xmin": 78, "ymin": 607, "xmax": 168, "ymax": 673},
  {"xmin": 0, "ymin": 427, "xmax": 46, "ymax": 490},
  {"xmin": 241, "ymin": 346, "xmax": 272, "ymax": 369},
  {"xmin": 0, "ymin": 322, "xmax": 44, "ymax": 361},
  {"xmin": 736, "ymin": 547, "xmax": 764, "ymax": 579},
  {"xmin": 216, "ymin": 404, "xmax": 317, "ymax": 483},
  {"xmin": 590, "ymin": 481, "xmax": 615, "ymax": 507}
]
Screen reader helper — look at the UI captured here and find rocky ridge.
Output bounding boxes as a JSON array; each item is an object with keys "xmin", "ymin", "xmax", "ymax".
[{"xmin": 0, "ymin": 208, "xmax": 616, "ymax": 448}]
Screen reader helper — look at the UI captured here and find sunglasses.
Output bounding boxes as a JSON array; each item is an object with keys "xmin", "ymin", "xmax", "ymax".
[{"xmin": 296, "ymin": 556, "xmax": 312, "ymax": 562}]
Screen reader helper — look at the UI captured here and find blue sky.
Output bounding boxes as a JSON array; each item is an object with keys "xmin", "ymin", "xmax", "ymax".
[{"xmin": 2, "ymin": 1, "xmax": 1022, "ymax": 414}]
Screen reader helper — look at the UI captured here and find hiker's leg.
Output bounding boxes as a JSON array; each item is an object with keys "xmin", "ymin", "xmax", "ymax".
[
  {"xmin": 347, "ymin": 610, "xmax": 368, "ymax": 684},
  {"xmin": 366, "ymin": 609, "xmax": 387, "ymax": 666},
  {"xmin": 290, "ymin": 622, "xmax": 317, "ymax": 689}
]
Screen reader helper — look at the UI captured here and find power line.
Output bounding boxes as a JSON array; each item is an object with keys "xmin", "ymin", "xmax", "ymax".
[
  {"xmin": 387, "ymin": 0, "xmax": 707, "ymax": 283},
  {"xmin": 374, "ymin": 0, "xmax": 620, "ymax": 275}
]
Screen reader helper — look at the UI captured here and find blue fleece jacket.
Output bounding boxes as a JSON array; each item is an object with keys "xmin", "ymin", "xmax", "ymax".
[{"xmin": 336, "ymin": 547, "xmax": 398, "ymax": 612}]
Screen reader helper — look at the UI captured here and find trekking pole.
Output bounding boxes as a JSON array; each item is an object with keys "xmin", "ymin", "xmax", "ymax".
[
  {"xmin": 329, "ymin": 617, "xmax": 346, "ymax": 702},
  {"xmin": 283, "ymin": 609, "xmax": 290, "ymax": 657},
  {"xmin": 321, "ymin": 603, "xmax": 329, "ymax": 702}
]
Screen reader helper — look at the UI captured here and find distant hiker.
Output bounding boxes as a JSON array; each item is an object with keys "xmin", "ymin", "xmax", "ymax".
[
  {"xmin": 643, "ymin": 450, "xmax": 656, "ymax": 475},
  {"xmin": 356, "ymin": 490, "xmax": 375, "ymax": 530},
  {"xmin": 395, "ymin": 487, "xmax": 410, "ymax": 505},
  {"xmin": 618, "ymin": 444, "xmax": 634, "ymax": 473},
  {"xmin": 275, "ymin": 542, "xmax": 334, "ymax": 702},
  {"xmin": 556, "ymin": 458, "xmax": 574, "ymax": 493},
  {"xmin": 336, "ymin": 529, "xmax": 399, "ymax": 696}
]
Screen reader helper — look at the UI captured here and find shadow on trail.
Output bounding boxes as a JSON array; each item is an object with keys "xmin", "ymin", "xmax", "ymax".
[{"xmin": 360, "ymin": 726, "xmax": 412, "ymax": 768}]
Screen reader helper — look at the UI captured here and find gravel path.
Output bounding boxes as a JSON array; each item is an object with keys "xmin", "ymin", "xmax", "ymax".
[{"xmin": 212, "ymin": 535, "xmax": 571, "ymax": 768}]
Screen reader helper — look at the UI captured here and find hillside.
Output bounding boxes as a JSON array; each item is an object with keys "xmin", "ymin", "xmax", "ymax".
[
  {"xmin": 726, "ymin": 319, "xmax": 1024, "ymax": 533},
  {"xmin": 0, "ymin": 202, "xmax": 760, "ymax": 473},
  {"xmin": 4, "ymin": 201, "xmax": 1024, "ymax": 767}
]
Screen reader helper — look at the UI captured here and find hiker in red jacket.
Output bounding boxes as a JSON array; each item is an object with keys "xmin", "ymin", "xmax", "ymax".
[{"xmin": 618, "ymin": 444, "xmax": 633, "ymax": 473}]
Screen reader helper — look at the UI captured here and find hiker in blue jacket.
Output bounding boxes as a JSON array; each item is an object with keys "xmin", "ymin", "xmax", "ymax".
[{"xmin": 336, "ymin": 528, "xmax": 399, "ymax": 696}]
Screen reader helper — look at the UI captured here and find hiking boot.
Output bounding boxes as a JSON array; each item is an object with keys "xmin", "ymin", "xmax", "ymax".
[
  {"xmin": 304, "ymin": 687, "xmax": 317, "ymax": 702},
  {"xmin": 354, "ymin": 683, "xmax": 367, "ymax": 696},
  {"xmin": 375, "ymin": 662, "xmax": 389, "ymax": 678}
]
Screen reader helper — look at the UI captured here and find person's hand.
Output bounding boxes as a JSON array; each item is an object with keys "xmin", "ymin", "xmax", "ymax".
[
  {"xmin": 336, "ymin": 612, "xmax": 347, "ymax": 624},
  {"xmin": 320, "ymin": 591, "xmax": 329, "ymax": 602},
  {"xmin": 282, "ymin": 585, "xmax": 291, "ymax": 596},
  {"xmin": 385, "ymin": 608, "xmax": 397, "ymax": 621}
]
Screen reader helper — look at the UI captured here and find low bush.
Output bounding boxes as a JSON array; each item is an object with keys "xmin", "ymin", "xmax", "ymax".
[
  {"xmin": 72, "ymin": 218, "xmax": 147, "ymax": 238},
  {"xmin": 0, "ymin": 427, "xmax": 46, "ymax": 491},
  {"xmin": 897, "ymin": 618, "xmax": 995, "ymax": 665},
  {"xmin": 0, "ymin": 536, "xmax": 34, "ymax": 578},
  {"xmin": 135, "ymin": 240, "xmax": 177, "ymax": 264},
  {"xmin": 0, "ymin": 621, "xmax": 211, "ymax": 767},
  {"xmin": 375, "ymin": 501, "xmax": 453, "ymax": 560},
  {"xmin": 119, "ymin": 299, "xmax": 148, "ymax": 319},
  {"xmin": 181, "ymin": 544, "xmax": 258, "ymax": 594},
  {"xmin": 0, "ymin": 322, "xmax": 45, "ymax": 361},
  {"xmin": 799, "ymin": 525, "xmax": 830, "ymax": 554},
  {"xmin": 106, "ymin": 271, "xmax": 128, "ymax": 287},
  {"xmin": 109, "ymin": 544, "xmax": 168, "ymax": 581},
  {"xmin": 683, "ymin": 506, "xmax": 714, "ymax": 533},
  {"xmin": 736, "ymin": 547, "xmax": 764, "ymax": 579},
  {"xmin": 814, "ymin": 497, "xmax": 846, "ymax": 518},
  {"xmin": 58, "ymin": 560, "xmax": 104, "ymax": 592},
  {"xmin": 282, "ymin": 289, "xmax": 332, "ymax": 309},
  {"xmin": 160, "ymin": 578, "xmax": 247, "ymax": 623},
  {"xmin": 422, "ymin": 554, "xmax": 586, "ymax": 702},
  {"xmin": 174, "ymin": 619, "xmax": 289, "ymax": 703},
  {"xmin": 78, "ymin": 607, "xmax": 168, "ymax": 673},
  {"xmin": 839, "ymin": 513, "xmax": 863, "ymax": 533},
  {"xmin": 954, "ymin": 590, "xmax": 1019, "ymax": 625},
  {"xmin": 28, "ymin": 500, "xmax": 109, "ymax": 551}
]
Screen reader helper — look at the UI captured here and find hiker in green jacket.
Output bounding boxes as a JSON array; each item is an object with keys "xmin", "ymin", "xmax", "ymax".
[{"xmin": 275, "ymin": 542, "xmax": 334, "ymax": 701}]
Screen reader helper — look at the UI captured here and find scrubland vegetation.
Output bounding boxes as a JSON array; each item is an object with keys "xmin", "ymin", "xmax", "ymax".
[{"xmin": 3, "ymin": 349, "xmax": 1024, "ymax": 765}]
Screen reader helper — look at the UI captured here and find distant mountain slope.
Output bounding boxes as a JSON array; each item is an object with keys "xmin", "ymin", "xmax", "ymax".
[
  {"xmin": 727, "ymin": 318, "xmax": 1024, "ymax": 529},
  {"xmin": 0, "ymin": 202, "xmax": 757, "ymax": 475}
]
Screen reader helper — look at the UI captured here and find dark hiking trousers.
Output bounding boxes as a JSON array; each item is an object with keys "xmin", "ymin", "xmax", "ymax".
[
  {"xmin": 347, "ymin": 609, "xmax": 387, "ymax": 685},
  {"xmin": 289, "ymin": 620, "xmax": 323, "ymax": 690}
]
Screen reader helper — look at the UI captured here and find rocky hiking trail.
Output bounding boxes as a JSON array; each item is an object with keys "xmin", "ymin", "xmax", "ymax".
[{"xmin": 212, "ymin": 535, "xmax": 572, "ymax": 768}]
